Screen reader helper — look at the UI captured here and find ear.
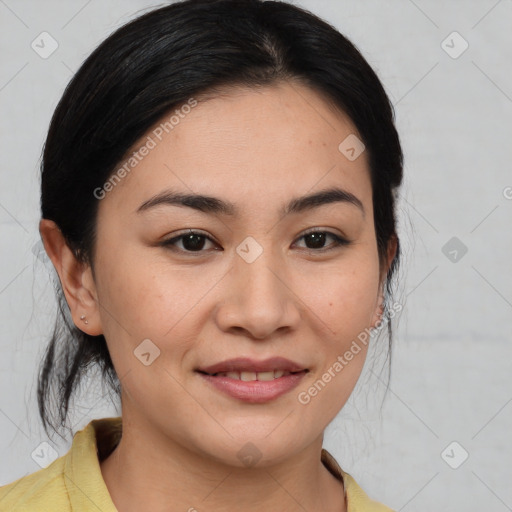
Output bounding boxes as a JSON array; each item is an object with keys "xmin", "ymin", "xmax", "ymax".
[
  {"xmin": 39, "ymin": 219, "xmax": 103, "ymax": 336},
  {"xmin": 370, "ymin": 234, "xmax": 398, "ymax": 329}
]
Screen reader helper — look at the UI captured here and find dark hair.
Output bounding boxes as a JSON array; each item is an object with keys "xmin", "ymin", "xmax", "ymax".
[{"xmin": 37, "ymin": 0, "xmax": 403, "ymax": 440}]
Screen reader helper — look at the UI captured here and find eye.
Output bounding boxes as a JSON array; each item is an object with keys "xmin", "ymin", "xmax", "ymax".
[
  {"xmin": 160, "ymin": 229, "xmax": 219, "ymax": 254},
  {"xmin": 160, "ymin": 228, "xmax": 351, "ymax": 255},
  {"xmin": 293, "ymin": 229, "xmax": 351, "ymax": 252}
]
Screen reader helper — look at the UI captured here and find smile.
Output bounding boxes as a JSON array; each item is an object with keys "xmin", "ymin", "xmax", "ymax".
[
  {"xmin": 203, "ymin": 369, "xmax": 299, "ymax": 380},
  {"xmin": 197, "ymin": 369, "xmax": 308, "ymax": 403}
]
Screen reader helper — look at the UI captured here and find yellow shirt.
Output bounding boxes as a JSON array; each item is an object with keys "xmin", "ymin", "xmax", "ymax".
[{"xmin": 0, "ymin": 417, "xmax": 394, "ymax": 511}]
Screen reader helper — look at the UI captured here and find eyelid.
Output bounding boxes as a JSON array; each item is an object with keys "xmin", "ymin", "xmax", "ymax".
[
  {"xmin": 160, "ymin": 227, "xmax": 351, "ymax": 254},
  {"xmin": 168, "ymin": 228, "xmax": 212, "ymax": 239},
  {"xmin": 293, "ymin": 228, "xmax": 351, "ymax": 251},
  {"xmin": 161, "ymin": 228, "xmax": 219, "ymax": 250},
  {"xmin": 299, "ymin": 226, "xmax": 347, "ymax": 239}
]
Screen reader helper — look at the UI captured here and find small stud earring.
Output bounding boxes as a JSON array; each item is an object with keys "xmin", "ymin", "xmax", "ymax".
[{"xmin": 80, "ymin": 315, "xmax": 89, "ymax": 325}]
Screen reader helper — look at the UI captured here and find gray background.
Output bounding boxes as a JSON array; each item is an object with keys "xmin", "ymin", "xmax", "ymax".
[{"xmin": 1, "ymin": 0, "xmax": 511, "ymax": 510}]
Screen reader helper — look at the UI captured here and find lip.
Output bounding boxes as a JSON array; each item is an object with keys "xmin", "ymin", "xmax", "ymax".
[
  {"xmin": 198, "ymin": 371, "xmax": 308, "ymax": 403},
  {"xmin": 197, "ymin": 356, "xmax": 306, "ymax": 375},
  {"xmin": 196, "ymin": 357, "xmax": 309, "ymax": 404}
]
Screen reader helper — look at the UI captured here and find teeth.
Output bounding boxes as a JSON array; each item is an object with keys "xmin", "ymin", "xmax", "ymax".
[
  {"xmin": 213, "ymin": 370, "xmax": 293, "ymax": 380},
  {"xmin": 256, "ymin": 371, "xmax": 275, "ymax": 381},
  {"xmin": 240, "ymin": 371, "xmax": 257, "ymax": 381}
]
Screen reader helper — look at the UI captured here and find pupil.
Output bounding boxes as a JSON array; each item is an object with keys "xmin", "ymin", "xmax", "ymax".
[
  {"xmin": 306, "ymin": 232, "xmax": 325, "ymax": 249},
  {"xmin": 183, "ymin": 234, "xmax": 205, "ymax": 251},
  {"xmin": 180, "ymin": 233, "xmax": 327, "ymax": 251}
]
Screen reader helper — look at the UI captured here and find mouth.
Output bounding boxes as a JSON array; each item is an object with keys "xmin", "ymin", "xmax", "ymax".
[
  {"xmin": 195, "ymin": 357, "xmax": 309, "ymax": 403},
  {"xmin": 196, "ymin": 356, "xmax": 307, "ymax": 375},
  {"xmin": 197, "ymin": 369, "xmax": 305, "ymax": 381}
]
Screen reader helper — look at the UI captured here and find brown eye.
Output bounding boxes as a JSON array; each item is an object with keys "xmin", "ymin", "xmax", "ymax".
[
  {"xmin": 160, "ymin": 230, "xmax": 218, "ymax": 253},
  {"xmin": 295, "ymin": 230, "xmax": 351, "ymax": 252}
]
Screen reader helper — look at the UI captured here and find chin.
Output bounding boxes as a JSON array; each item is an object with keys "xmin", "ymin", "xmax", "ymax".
[{"xmin": 191, "ymin": 424, "xmax": 313, "ymax": 470}]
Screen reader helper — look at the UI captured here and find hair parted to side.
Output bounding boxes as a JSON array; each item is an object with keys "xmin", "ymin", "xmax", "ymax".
[{"xmin": 37, "ymin": 0, "xmax": 403, "ymax": 440}]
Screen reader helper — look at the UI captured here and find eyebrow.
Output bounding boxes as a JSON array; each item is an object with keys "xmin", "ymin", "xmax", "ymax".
[{"xmin": 136, "ymin": 186, "xmax": 365, "ymax": 218}]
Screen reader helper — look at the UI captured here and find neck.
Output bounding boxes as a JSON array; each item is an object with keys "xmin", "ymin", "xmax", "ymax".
[{"xmin": 99, "ymin": 415, "xmax": 346, "ymax": 512}]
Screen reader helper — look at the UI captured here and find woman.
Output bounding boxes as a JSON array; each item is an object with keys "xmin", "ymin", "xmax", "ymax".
[{"xmin": 0, "ymin": 0, "xmax": 403, "ymax": 510}]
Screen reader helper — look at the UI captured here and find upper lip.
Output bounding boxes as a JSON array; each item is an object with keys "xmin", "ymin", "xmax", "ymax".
[{"xmin": 197, "ymin": 357, "xmax": 307, "ymax": 375}]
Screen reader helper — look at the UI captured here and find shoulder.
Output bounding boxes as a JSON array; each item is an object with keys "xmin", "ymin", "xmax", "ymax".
[
  {"xmin": 340, "ymin": 470, "xmax": 395, "ymax": 512},
  {"xmin": 0, "ymin": 416, "xmax": 121, "ymax": 512},
  {"xmin": 321, "ymin": 449, "xmax": 395, "ymax": 512},
  {"xmin": 0, "ymin": 456, "xmax": 69, "ymax": 511}
]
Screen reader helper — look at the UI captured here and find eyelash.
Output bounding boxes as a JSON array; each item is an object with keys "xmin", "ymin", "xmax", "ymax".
[{"xmin": 159, "ymin": 228, "xmax": 351, "ymax": 255}]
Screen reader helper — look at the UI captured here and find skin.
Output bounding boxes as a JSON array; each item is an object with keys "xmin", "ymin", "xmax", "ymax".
[{"xmin": 40, "ymin": 80, "xmax": 397, "ymax": 512}]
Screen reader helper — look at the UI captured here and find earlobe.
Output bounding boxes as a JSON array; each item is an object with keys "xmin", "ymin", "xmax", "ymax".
[{"xmin": 39, "ymin": 219, "xmax": 103, "ymax": 336}]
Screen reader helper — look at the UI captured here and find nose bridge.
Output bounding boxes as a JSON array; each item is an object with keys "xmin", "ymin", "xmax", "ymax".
[
  {"xmin": 239, "ymin": 250, "xmax": 282, "ymax": 303},
  {"xmin": 236, "ymin": 239, "xmax": 285, "ymax": 312},
  {"xmin": 216, "ymin": 237, "xmax": 300, "ymax": 338}
]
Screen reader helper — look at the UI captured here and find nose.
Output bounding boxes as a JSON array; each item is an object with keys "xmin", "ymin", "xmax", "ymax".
[{"xmin": 214, "ymin": 249, "xmax": 301, "ymax": 340}]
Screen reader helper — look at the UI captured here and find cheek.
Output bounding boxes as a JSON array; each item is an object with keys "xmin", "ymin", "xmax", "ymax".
[
  {"xmin": 92, "ymin": 242, "xmax": 167, "ymax": 353},
  {"xmin": 93, "ymin": 244, "xmax": 220, "ymax": 354},
  {"xmin": 299, "ymin": 253, "xmax": 380, "ymax": 338},
  {"xmin": 296, "ymin": 263, "xmax": 376, "ymax": 421},
  {"xmin": 92, "ymin": 251, "xmax": 199, "ymax": 408}
]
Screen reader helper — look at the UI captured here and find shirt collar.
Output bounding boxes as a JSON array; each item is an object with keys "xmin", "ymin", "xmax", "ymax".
[
  {"xmin": 64, "ymin": 416, "xmax": 121, "ymax": 512},
  {"xmin": 64, "ymin": 417, "xmax": 355, "ymax": 512}
]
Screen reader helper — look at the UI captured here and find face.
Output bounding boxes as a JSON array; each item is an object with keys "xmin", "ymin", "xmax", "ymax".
[{"xmin": 88, "ymin": 81, "xmax": 391, "ymax": 467}]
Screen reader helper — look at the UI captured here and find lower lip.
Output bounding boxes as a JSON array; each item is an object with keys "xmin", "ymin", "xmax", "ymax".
[{"xmin": 197, "ymin": 371, "xmax": 307, "ymax": 403}]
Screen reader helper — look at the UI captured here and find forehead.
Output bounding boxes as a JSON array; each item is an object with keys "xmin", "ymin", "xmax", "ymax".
[{"xmin": 98, "ymin": 81, "xmax": 372, "ymax": 219}]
